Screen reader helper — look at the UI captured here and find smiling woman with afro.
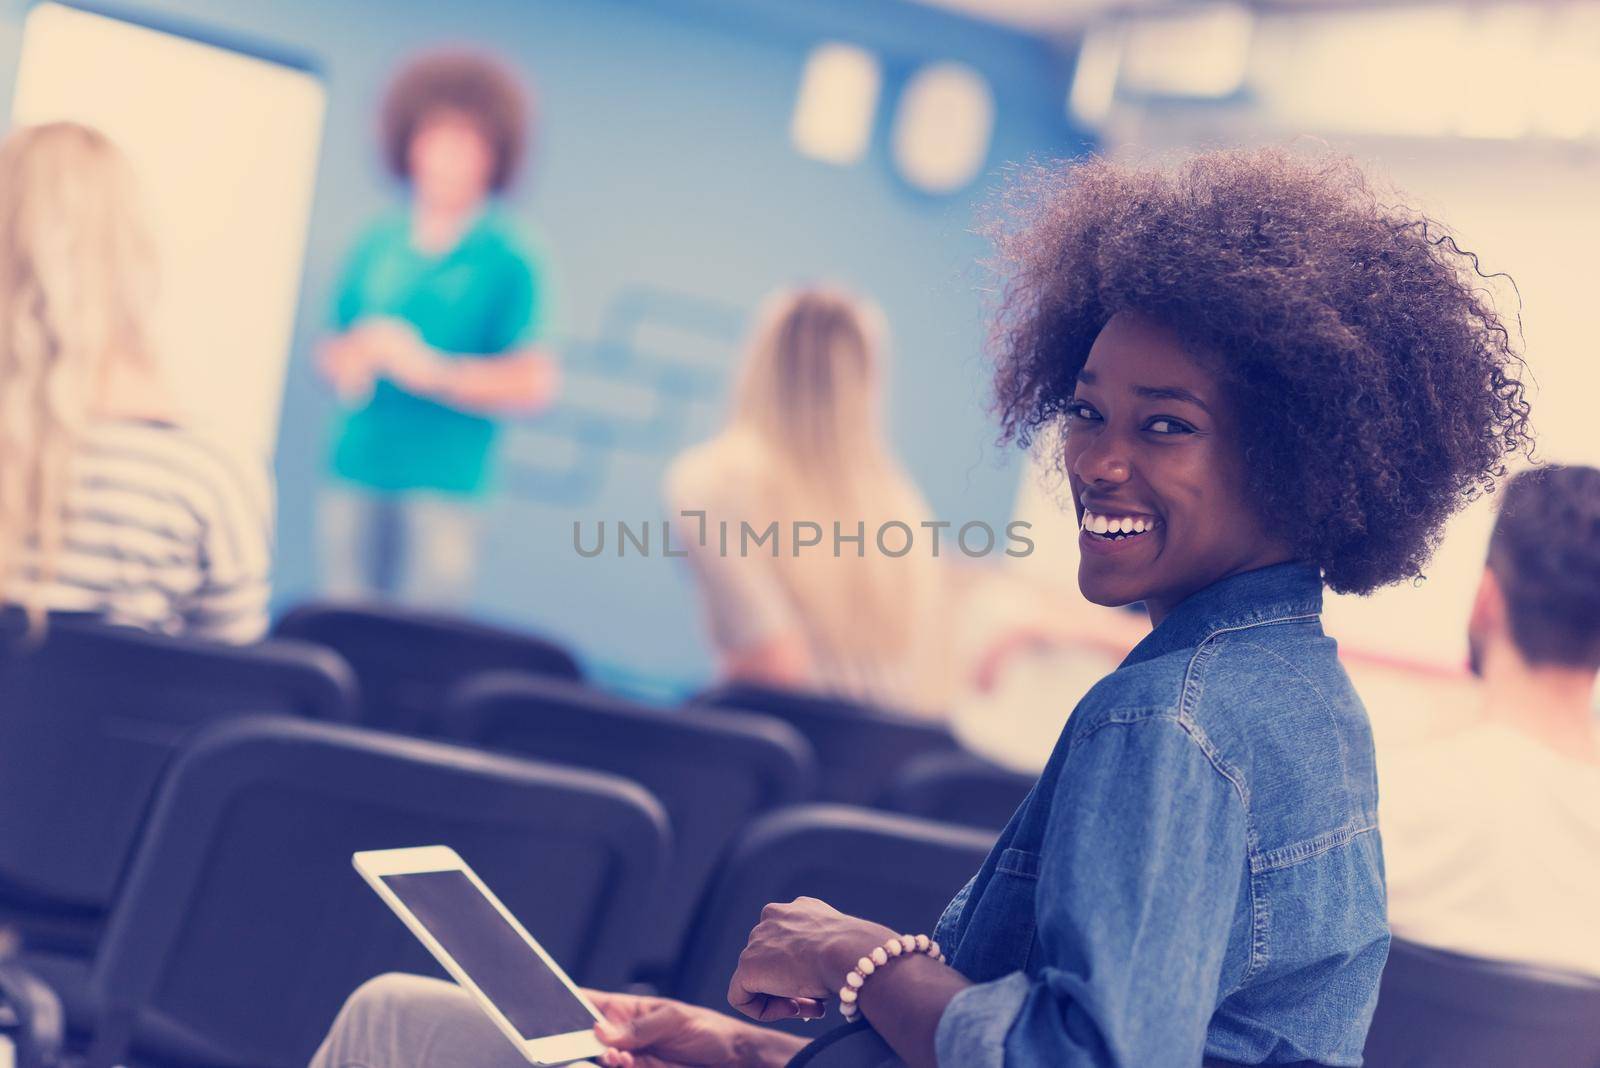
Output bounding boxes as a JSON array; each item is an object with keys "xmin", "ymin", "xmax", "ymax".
[
  {"xmin": 990, "ymin": 148, "xmax": 1533, "ymax": 595},
  {"xmin": 305, "ymin": 150, "xmax": 1538, "ymax": 1068}
]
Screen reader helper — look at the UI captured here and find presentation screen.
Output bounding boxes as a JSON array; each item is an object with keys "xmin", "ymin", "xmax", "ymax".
[{"xmin": 11, "ymin": 2, "xmax": 326, "ymax": 457}]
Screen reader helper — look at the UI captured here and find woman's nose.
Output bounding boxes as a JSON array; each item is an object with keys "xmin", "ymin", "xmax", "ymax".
[{"xmin": 1071, "ymin": 432, "xmax": 1131, "ymax": 485}]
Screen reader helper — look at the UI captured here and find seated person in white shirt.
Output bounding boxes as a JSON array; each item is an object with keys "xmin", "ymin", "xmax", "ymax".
[
  {"xmin": 1381, "ymin": 464, "xmax": 1600, "ymax": 978},
  {"xmin": 665, "ymin": 286, "xmax": 950, "ymax": 719}
]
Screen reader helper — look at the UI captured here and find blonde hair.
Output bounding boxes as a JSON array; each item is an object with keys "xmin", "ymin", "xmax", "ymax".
[
  {"xmin": 0, "ymin": 123, "xmax": 155, "ymax": 621},
  {"xmin": 724, "ymin": 286, "xmax": 946, "ymax": 705}
]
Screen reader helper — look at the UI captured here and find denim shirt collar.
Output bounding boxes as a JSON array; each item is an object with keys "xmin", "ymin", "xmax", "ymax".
[{"xmin": 1120, "ymin": 561, "xmax": 1324, "ymax": 669}]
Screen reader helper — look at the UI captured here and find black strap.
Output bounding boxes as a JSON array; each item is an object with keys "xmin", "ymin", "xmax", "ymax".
[
  {"xmin": 786, "ymin": 1022, "xmax": 903, "ymax": 1068},
  {"xmin": 785, "ymin": 1024, "xmax": 1330, "ymax": 1068}
]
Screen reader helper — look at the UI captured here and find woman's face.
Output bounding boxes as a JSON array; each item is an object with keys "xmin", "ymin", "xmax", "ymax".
[
  {"xmin": 408, "ymin": 107, "xmax": 495, "ymax": 212},
  {"xmin": 1064, "ymin": 311, "xmax": 1291, "ymax": 624}
]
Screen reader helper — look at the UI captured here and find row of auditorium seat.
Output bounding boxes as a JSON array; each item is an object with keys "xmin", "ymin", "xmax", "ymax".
[
  {"xmin": 4, "ymin": 605, "xmax": 1598, "ymax": 1067},
  {"xmin": 0, "ymin": 604, "xmax": 1028, "ymax": 933},
  {"xmin": 272, "ymin": 603, "xmax": 1036, "ymax": 816},
  {"xmin": 0, "ymin": 604, "xmax": 1018, "ymax": 1067},
  {"xmin": 34, "ymin": 713, "xmax": 993, "ymax": 1068}
]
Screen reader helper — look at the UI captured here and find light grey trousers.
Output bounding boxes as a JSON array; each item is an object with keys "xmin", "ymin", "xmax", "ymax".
[
  {"xmin": 309, "ymin": 973, "xmax": 599, "ymax": 1068},
  {"xmin": 319, "ymin": 488, "xmax": 480, "ymax": 609}
]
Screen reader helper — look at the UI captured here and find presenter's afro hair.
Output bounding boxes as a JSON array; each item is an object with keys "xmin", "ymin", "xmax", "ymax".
[{"xmin": 381, "ymin": 50, "xmax": 531, "ymax": 192}]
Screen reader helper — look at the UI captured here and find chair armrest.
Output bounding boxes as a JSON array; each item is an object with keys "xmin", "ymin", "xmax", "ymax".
[{"xmin": 0, "ymin": 960, "xmax": 64, "ymax": 1068}]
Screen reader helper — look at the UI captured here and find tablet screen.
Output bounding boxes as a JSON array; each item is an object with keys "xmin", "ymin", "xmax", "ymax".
[{"xmin": 381, "ymin": 870, "xmax": 597, "ymax": 1040}]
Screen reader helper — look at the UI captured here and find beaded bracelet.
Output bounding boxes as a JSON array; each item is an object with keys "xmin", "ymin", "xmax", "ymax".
[{"xmin": 838, "ymin": 932, "xmax": 944, "ymax": 1021}]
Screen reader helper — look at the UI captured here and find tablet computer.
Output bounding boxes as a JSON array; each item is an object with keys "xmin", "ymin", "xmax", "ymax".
[{"xmin": 354, "ymin": 846, "xmax": 604, "ymax": 1066}]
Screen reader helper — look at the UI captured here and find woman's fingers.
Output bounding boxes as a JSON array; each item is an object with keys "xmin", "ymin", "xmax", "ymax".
[
  {"xmin": 584, "ymin": 989, "xmax": 617, "ymax": 1018},
  {"xmin": 728, "ymin": 986, "xmax": 771, "ymax": 1021},
  {"xmin": 793, "ymin": 997, "xmax": 826, "ymax": 1020},
  {"xmin": 730, "ymin": 990, "xmax": 812, "ymax": 1023},
  {"xmin": 596, "ymin": 1003, "xmax": 684, "ymax": 1050}
]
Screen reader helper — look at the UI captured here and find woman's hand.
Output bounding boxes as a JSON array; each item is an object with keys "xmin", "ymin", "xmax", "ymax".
[
  {"xmin": 316, "ymin": 334, "xmax": 380, "ymax": 404},
  {"xmin": 586, "ymin": 990, "xmax": 806, "ymax": 1068},
  {"xmin": 356, "ymin": 318, "xmax": 449, "ymax": 394},
  {"xmin": 318, "ymin": 318, "xmax": 444, "ymax": 402},
  {"xmin": 727, "ymin": 898, "xmax": 896, "ymax": 1022}
]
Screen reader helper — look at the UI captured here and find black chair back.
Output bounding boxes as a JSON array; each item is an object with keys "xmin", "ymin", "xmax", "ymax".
[
  {"xmin": 273, "ymin": 601, "xmax": 582, "ymax": 734},
  {"xmin": 0, "ymin": 613, "xmax": 356, "ymax": 953},
  {"xmin": 1362, "ymin": 937, "xmax": 1600, "ymax": 1067},
  {"xmin": 693, "ymin": 683, "xmax": 958, "ymax": 805},
  {"xmin": 83, "ymin": 715, "xmax": 669, "ymax": 1068},
  {"xmin": 879, "ymin": 750, "xmax": 1035, "ymax": 830},
  {"xmin": 671, "ymin": 805, "xmax": 993, "ymax": 1029},
  {"xmin": 439, "ymin": 673, "xmax": 815, "ymax": 976}
]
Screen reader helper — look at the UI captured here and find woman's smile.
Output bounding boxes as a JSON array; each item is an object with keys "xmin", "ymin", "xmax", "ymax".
[
  {"xmin": 1077, "ymin": 507, "xmax": 1163, "ymax": 557},
  {"xmin": 1061, "ymin": 311, "xmax": 1295, "ymax": 622}
]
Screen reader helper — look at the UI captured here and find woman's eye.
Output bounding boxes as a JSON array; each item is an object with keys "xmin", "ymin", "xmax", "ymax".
[
  {"xmin": 1146, "ymin": 418, "xmax": 1194, "ymax": 434},
  {"xmin": 1067, "ymin": 401, "xmax": 1101, "ymax": 422}
]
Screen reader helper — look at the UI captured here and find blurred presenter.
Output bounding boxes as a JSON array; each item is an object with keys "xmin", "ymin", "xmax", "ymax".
[{"xmin": 318, "ymin": 51, "xmax": 557, "ymax": 606}]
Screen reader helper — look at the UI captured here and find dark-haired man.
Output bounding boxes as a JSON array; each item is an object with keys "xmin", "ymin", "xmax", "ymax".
[{"xmin": 1382, "ymin": 465, "xmax": 1600, "ymax": 977}]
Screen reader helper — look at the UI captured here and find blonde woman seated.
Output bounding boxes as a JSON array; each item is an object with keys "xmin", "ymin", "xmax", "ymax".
[
  {"xmin": 0, "ymin": 123, "xmax": 271, "ymax": 642},
  {"xmin": 666, "ymin": 286, "xmax": 948, "ymax": 718}
]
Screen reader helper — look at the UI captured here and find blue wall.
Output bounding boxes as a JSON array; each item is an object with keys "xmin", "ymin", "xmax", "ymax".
[{"xmin": 0, "ymin": 0, "xmax": 1090, "ymax": 695}]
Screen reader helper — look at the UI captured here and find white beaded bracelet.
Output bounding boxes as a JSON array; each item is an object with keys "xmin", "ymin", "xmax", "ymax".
[{"xmin": 838, "ymin": 932, "xmax": 944, "ymax": 1021}]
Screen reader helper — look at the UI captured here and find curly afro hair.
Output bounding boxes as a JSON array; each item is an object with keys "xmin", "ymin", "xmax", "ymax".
[
  {"xmin": 988, "ymin": 148, "xmax": 1533, "ymax": 595},
  {"xmin": 381, "ymin": 51, "xmax": 531, "ymax": 192},
  {"xmin": 1489, "ymin": 465, "xmax": 1600, "ymax": 668}
]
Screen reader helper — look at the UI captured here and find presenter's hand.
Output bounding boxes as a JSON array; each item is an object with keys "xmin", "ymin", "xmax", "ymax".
[
  {"xmin": 357, "ymin": 318, "xmax": 449, "ymax": 394},
  {"xmin": 316, "ymin": 335, "xmax": 378, "ymax": 404},
  {"xmin": 729, "ymin": 898, "xmax": 895, "ymax": 1023},
  {"xmin": 586, "ymin": 990, "xmax": 806, "ymax": 1068}
]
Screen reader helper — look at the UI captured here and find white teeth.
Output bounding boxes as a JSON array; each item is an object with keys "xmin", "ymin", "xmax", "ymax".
[{"xmin": 1083, "ymin": 510, "xmax": 1159, "ymax": 536}]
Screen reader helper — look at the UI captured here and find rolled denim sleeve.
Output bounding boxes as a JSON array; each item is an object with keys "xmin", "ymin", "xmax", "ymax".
[
  {"xmin": 934, "ymin": 714, "xmax": 1248, "ymax": 1067},
  {"xmin": 936, "ymin": 973, "xmax": 1031, "ymax": 1063}
]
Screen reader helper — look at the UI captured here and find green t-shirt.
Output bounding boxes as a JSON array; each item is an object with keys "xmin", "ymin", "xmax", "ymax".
[{"xmin": 328, "ymin": 209, "xmax": 543, "ymax": 496}]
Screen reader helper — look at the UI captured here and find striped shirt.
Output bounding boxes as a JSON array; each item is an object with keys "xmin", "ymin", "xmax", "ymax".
[{"xmin": 5, "ymin": 419, "xmax": 273, "ymax": 644}]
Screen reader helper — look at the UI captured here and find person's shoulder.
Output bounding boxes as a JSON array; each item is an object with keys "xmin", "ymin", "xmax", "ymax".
[
  {"xmin": 350, "ymin": 211, "xmax": 410, "ymax": 256},
  {"xmin": 1057, "ymin": 694, "xmax": 1231, "ymax": 800},
  {"xmin": 1380, "ymin": 719, "xmax": 1500, "ymax": 811},
  {"xmin": 1069, "ymin": 649, "xmax": 1190, "ymax": 731},
  {"xmin": 1196, "ymin": 625, "xmax": 1380, "ymax": 843},
  {"xmin": 143, "ymin": 421, "xmax": 274, "ymax": 520},
  {"xmin": 162, "ymin": 420, "xmax": 270, "ymax": 477},
  {"xmin": 665, "ymin": 433, "xmax": 768, "ymax": 511},
  {"xmin": 471, "ymin": 209, "xmax": 543, "ymax": 269},
  {"xmin": 1191, "ymin": 621, "xmax": 1352, "ymax": 728}
]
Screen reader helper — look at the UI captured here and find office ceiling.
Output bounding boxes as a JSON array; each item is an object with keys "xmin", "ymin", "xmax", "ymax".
[
  {"xmin": 909, "ymin": 0, "xmax": 1161, "ymax": 34},
  {"xmin": 909, "ymin": 0, "xmax": 1366, "ymax": 35}
]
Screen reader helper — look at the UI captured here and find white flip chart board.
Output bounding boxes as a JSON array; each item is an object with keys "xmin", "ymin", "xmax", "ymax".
[{"xmin": 11, "ymin": 2, "xmax": 326, "ymax": 457}]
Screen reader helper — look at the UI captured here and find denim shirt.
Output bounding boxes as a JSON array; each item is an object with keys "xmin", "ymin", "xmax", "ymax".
[{"xmin": 932, "ymin": 563, "xmax": 1388, "ymax": 1067}]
